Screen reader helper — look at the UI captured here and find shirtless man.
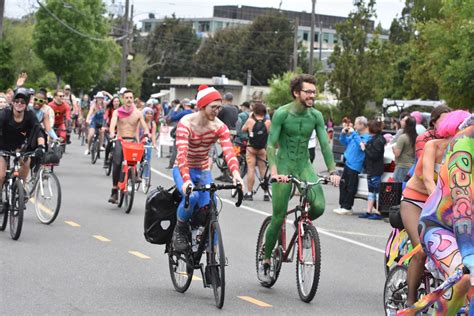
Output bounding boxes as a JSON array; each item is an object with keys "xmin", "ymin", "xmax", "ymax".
[
  {"xmin": 172, "ymin": 85, "xmax": 244, "ymax": 251},
  {"xmin": 108, "ymin": 89, "xmax": 150, "ymax": 204}
]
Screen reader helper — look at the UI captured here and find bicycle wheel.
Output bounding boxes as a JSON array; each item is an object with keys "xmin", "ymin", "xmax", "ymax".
[
  {"xmin": 296, "ymin": 223, "xmax": 321, "ymax": 303},
  {"xmin": 134, "ymin": 164, "xmax": 142, "ymax": 192},
  {"xmin": 383, "ymin": 265, "xmax": 408, "ymax": 316},
  {"xmin": 238, "ymin": 155, "xmax": 247, "ymax": 178},
  {"xmin": 91, "ymin": 139, "xmax": 100, "ymax": 164},
  {"xmin": 209, "ymin": 221, "xmax": 226, "ymax": 309},
  {"xmin": 105, "ymin": 153, "xmax": 113, "ymax": 176},
  {"xmin": 0, "ymin": 185, "xmax": 8, "ymax": 231},
  {"xmin": 168, "ymin": 246, "xmax": 194, "ymax": 293},
  {"xmin": 117, "ymin": 189, "xmax": 124, "ymax": 208},
  {"xmin": 34, "ymin": 169, "xmax": 61, "ymax": 224},
  {"xmin": 124, "ymin": 168, "xmax": 135, "ymax": 214},
  {"xmin": 10, "ymin": 179, "xmax": 25, "ymax": 240},
  {"xmin": 255, "ymin": 216, "xmax": 282, "ymax": 288}
]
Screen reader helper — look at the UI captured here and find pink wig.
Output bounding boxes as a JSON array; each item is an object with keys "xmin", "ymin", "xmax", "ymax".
[
  {"xmin": 411, "ymin": 111, "xmax": 422, "ymax": 124},
  {"xmin": 437, "ymin": 110, "xmax": 471, "ymax": 138}
]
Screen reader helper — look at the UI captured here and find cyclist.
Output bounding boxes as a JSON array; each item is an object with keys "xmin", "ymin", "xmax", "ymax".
[
  {"xmin": 418, "ymin": 111, "xmax": 473, "ymax": 315},
  {"xmin": 49, "ymin": 90, "xmax": 71, "ymax": 144},
  {"xmin": 64, "ymin": 84, "xmax": 79, "ymax": 141},
  {"xmin": 138, "ymin": 107, "xmax": 157, "ymax": 180},
  {"xmin": 0, "ymin": 88, "xmax": 46, "ymax": 190},
  {"xmin": 30, "ymin": 91, "xmax": 59, "ymax": 142},
  {"xmin": 259, "ymin": 74, "xmax": 340, "ymax": 281},
  {"xmin": 84, "ymin": 92, "xmax": 107, "ymax": 155},
  {"xmin": 171, "ymin": 85, "xmax": 244, "ymax": 252},
  {"xmin": 103, "ymin": 96, "xmax": 122, "ymax": 169},
  {"xmin": 107, "ymin": 89, "xmax": 150, "ymax": 204}
]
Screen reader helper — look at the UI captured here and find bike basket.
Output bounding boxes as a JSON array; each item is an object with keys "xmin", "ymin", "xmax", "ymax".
[{"xmin": 122, "ymin": 142, "xmax": 144, "ymax": 163}]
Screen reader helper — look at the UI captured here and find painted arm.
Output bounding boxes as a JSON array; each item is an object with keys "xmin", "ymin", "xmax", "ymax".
[
  {"xmin": 315, "ymin": 112, "xmax": 336, "ymax": 172},
  {"xmin": 421, "ymin": 141, "xmax": 437, "ymax": 195},
  {"xmin": 267, "ymin": 110, "xmax": 284, "ymax": 177},
  {"xmin": 175, "ymin": 122, "xmax": 191, "ymax": 182}
]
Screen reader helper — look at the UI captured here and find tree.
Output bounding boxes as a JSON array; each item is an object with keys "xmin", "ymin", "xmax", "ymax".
[
  {"xmin": 265, "ymin": 71, "xmax": 295, "ymax": 111},
  {"xmin": 141, "ymin": 16, "xmax": 200, "ymax": 98},
  {"xmin": 0, "ymin": 41, "xmax": 15, "ymax": 90},
  {"xmin": 328, "ymin": 0, "xmax": 379, "ymax": 118},
  {"xmin": 33, "ymin": 0, "xmax": 116, "ymax": 90}
]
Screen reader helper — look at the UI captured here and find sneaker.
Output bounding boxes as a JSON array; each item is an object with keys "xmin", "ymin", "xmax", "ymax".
[
  {"xmin": 368, "ymin": 213, "xmax": 383, "ymax": 220},
  {"xmin": 100, "ymin": 146, "xmax": 106, "ymax": 151},
  {"xmin": 263, "ymin": 193, "xmax": 270, "ymax": 201},
  {"xmin": 258, "ymin": 262, "xmax": 273, "ymax": 283},
  {"xmin": 172, "ymin": 223, "xmax": 189, "ymax": 252},
  {"xmin": 358, "ymin": 212, "xmax": 371, "ymax": 218},
  {"xmin": 243, "ymin": 192, "xmax": 253, "ymax": 201},
  {"xmin": 84, "ymin": 149, "xmax": 90, "ymax": 155},
  {"xmin": 333, "ymin": 208, "xmax": 353, "ymax": 215},
  {"xmin": 108, "ymin": 189, "xmax": 118, "ymax": 204}
]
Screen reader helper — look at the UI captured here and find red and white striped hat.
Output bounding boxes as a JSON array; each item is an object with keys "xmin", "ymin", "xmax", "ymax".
[{"xmin": 196, "ymin": 85, "xmax": 222, "ymax": 109}]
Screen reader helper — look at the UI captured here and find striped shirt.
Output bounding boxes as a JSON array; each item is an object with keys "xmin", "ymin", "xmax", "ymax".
[{"xmin": 175, "ymin": 120, "xmax": 239, "ymax": 182}]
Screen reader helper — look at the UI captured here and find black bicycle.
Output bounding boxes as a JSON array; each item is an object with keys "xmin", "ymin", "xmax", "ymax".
[
  {"xmin": 90, "ymin": 126, "xmax": 102, "ymax": 164},
  {"xmin": 167, "ymin": 183, "xmax": 243, "ymax": 309},
  {"xmin": 0, "ymin": 150, "xmax": 35, "ymax": 240}
]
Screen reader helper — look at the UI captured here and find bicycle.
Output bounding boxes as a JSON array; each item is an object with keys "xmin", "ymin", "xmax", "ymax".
[
  {"xmin": 77, "ymin": 120, "xmax": 87, "ymax": 146},
  {"xmin": 116, "ymin": 138, "xmax": 145, "ymax": 214},
  {"xmin": 135, "ymin": 143, "xmax": 153, "ymax": 194},
  {"xmin": 255, "ymin": 175, "xmax": 330, "ymax": 303},
  {"xmin": 104, "ymin": 138, "xmax": 114, "ymax": 177},
  {"xmin": 213, "ymin": 142, "xmax": 247, "ymax": 179},
  {"xmin": 54, "ymin": 127, "xmax": 67, "ymax": 154},
  {"xmin": 167, "ymin": 183, "xmax": 243, "ymax": 309},
  {"xmin": 90, "ymin": 125, "xmax": 102, "ymax": 164},
  {"xmin": 231, "ymin": 156, "xmax": 296, "ymax": 201},
  {"xmin": 0, "ymin": 150, "xmax": 35, "ymax": 240}
]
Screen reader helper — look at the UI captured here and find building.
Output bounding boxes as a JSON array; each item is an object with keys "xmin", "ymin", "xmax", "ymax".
[{"xmin": 140, "ymin": 5, "xmax": 386, "ymax": 52}]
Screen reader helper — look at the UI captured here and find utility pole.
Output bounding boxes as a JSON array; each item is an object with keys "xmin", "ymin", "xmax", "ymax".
[
  {"xmin": 246, "ymin": 70, "xmax": 252, "ymax": 101},
  {"xmin": 0, "ymin": 0, "xmax": 5, "ymax": 40},
  {"xmin": 308, "ymin": 0, "xmax": 316, "ymax": 75},
  {"xmin": 318, "ymin": 20, "xmax": 323, "ymax": 61},
  {"xmin": 292, "ymin": 17, "xmax": 299, "ymax": 72},
  {"xmin": 119, "ymin": 0, "xmax": 130, "ymax": 88}
]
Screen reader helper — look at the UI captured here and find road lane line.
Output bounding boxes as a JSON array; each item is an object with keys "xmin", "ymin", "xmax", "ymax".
[
  {"xmin": 151, "ymin": 168, "xmax": 385, "ymax": 254},
  {"xmin": 238, "ymin": 296, "xmax": 272, "ymax": 307},
  {"xmin": 65, "ymin": 221, "xmax": 81, "ymax": 227},
  {"xmin": 29, "ymin": 197, "xmax": 54, "ymax": 216},
  {"xmin": 93, "ymin": 235, "xmax": 111, "ymax": 242},
  {"xmin": 320, "ymin": 228, "xmax": 386, "ymax": 238},
  {"xmin": 128, "ymin": 251, "xmax": 151, "ymax": 259}
]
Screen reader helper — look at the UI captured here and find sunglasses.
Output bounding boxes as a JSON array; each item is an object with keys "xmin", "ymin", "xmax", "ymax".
[{"xmin": 34, "ymin": 98, "xmax": 45, "ymax": 104}]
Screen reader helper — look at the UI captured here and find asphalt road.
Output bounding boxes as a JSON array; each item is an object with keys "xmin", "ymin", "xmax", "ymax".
[{"xmin": 1, "ymin": 139, "xmax": 393, "ymax": 315}]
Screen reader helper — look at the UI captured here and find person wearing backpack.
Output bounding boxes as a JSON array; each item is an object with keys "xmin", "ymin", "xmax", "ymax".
[{"xmin": 242, "ymin": 101, "xmax": 271, "ymax": 201}]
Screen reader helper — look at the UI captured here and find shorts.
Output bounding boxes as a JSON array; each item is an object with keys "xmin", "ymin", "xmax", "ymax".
[{"xmin": 367, "ymin": 175, "xmax": 381, "ymax": 201}]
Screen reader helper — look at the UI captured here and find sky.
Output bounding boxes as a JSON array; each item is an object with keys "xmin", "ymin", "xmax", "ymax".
[{"xmin": 5, "ymin": 0, "xmax": 405, "ymax": 29}]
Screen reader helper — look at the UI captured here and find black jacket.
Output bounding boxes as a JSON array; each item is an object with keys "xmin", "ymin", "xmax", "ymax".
[{"xmin": 364, "ymin": 133, "xmax": 386, "ymax": 176}]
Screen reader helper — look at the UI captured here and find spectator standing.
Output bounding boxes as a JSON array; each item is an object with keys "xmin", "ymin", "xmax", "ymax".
[
  {"xmin": 333, "ymin": 116, "xmax": 371, "ymax": 215},
  {"xmin": 411, "ymin": 111, "xmax": 426, "ymax": 135},
  {"xmin": 308, "ymin": 130, "xmax": 317, "ymax": 163},
  {"xmin": 236, "ymin": 101, "xmax": 251, "ymax": 144},
  {"xmin": 393, "ymin": 116, "xmax": 417, "ymax": 182},
  {"xmin": 359, "ymin": 120, "xmax": 386, "ymax": 219},
  {"xmin": 326, "ymin": 116, "xmax": 334, "ymax": 141},
  {"xmin": 241, "ymin": 102, "xmax": 271, "ymax": 201},
  {"xmin": 166, "ymin": 98, "xmax": 194, "ymax": 169}
]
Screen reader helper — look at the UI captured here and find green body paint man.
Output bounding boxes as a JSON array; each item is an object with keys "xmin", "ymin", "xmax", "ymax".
[{"xmin": 264, "ymin": 74, "xmax": 340, "ymax": 263}]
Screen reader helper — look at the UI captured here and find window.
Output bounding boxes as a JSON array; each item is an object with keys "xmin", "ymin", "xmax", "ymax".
[
  {"xmin": 333, "ymin": 34, "xmax": 338, "ymax": 44},
  {"xmin": 303, "ymin": 32, "xmax": 308, "ymax": 41},
  {"xmin": 198, "ymin": 21, "xmax": 210, "ymax": 32},
  {"xmin": 314, "ymin": 33, "xmax": 319, "ymax": 42},
  {"xmin": 323, "ymin": 32, "xmax": 329, "ymax": 43},
  {"xmin": 144, "ymin": 22, "xmax": 151, "ymax": 32}
]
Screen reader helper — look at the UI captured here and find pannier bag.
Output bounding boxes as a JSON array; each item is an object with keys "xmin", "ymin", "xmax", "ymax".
[{"xmin": 144, "ymin": 186, "xmax": 181, "ymax": 244}]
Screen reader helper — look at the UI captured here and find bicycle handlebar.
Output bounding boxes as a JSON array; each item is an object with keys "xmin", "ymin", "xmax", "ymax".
[
  {"xmin": 184, "ymin": 183, "xmax": 244, "ymax": 209},
  {"xmin": 0, "ymin": 150, "xmax": 36, "ymax": 159},
  {"xmin": 270, "ymin": 175, "xmax": 330, "ymax": 186}
]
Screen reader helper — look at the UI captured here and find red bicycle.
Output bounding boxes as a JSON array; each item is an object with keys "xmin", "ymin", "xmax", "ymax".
[
  {"xmin": 255, "ymin": 175, "xmax": 331, "ymax": 302},
  {"xmin": 117, "ymin": 138, "xmax": 145, "ymax": 214}
]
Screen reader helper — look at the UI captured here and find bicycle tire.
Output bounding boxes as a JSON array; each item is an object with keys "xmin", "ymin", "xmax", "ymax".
[
  {"xmin": 142, "ymin": 163, "xmax": 151, "ymax": 194},
  {"xmin": 117, "ymin": 189, "xmax": 124, "ymax": 207},
  {"xmin": 238, "ymin": 155, "xmax": 247, "ymax": 178},
  {"xmin": 383, "ymin": 265, "xmax": 408, "ymax": 316},
  {"xmin": 134, "ymin": 164, "xmax": 142, "ymax": 192},
  {"xmin": 124, "ymin": 168, "xmax": 135, "ymax": 214},
  {"xmin": 34, "ymin": 169, "xmax": 61, "ymax": 225},
  {"xmin": 10, "ymin": 180, "xmax": 25, "ymax": 240},
  {"xmin": 209, "ymin": 221, "xmax": 226, "ymax": 309},
  {"xmin": 0, "ymin": 186, "xmax": 8, "ymax": 231},
  {"xmin": 255, "ymin": 216, "xmax": 282, "ymax": 288},
  {"xmin": 91, "ymin": 139, "xmax": 100, "ymax": 164},
  {"xmin": 168, "ymin": 246, "xmax": 194, "ymax": 293},
  {"xmin": 105, "ymin": 153, "xmax": 113, "ymax": 176},
  {"xmin": 296, "ymin": 223, "xmax": 321, "ymax": 303}
]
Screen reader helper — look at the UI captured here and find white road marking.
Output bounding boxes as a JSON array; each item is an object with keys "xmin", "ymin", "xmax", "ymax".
[{"xmin": 151, "ymin": 167, "xmax": 385, "ymax": 254}]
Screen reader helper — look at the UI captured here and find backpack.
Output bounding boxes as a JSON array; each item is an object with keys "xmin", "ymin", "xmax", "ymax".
[
  {"xmin": 144, "ymin": 186, "xmax": 181, "ymax": 244},
  {"xmin": 249, "ymin": 118, "xmax": 268, "ymax": 149}
]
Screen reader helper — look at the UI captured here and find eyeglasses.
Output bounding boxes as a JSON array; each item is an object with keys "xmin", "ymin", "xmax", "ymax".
[
  {"xmin": 301, "ymin": 89, "xmax": 317, "ymax": 95},
  {"xmin": 209, "ymin": 105, "xmax": 221, "ymax": 112},
  {"xmin": 34, "ymin": 98, "xmax": 45, "ymax": 104},
  {"xmin": 13, "ymin": 99, "xmax": 27, "ymax": 105}
]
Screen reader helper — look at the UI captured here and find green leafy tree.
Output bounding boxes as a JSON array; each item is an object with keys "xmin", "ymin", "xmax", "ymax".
[
  {"xmin": 0, "ymin": 41, "xmax": 15, "ymax": 90},
  {"xmin": 33, "ymin": 0, "xmax": 115, "ymax": 90},
  {"xmin": 141, "ymin": 16, "xmax": 200, "ymax": 98},
  {"xmin": 265, "ymin": 71, "xmax": 295, "ymax": 111},
  {"xmin": 328, "ymin": 0, "xmax": 379, "ymax": 118}
]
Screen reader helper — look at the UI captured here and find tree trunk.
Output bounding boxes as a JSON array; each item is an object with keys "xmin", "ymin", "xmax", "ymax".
[{"xmin": 56, "ymin": 74, "xmax": 61, "ymax": 90}]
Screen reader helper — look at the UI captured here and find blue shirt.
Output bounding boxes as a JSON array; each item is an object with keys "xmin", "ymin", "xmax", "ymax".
[
  {"xmin": 340, "ymin": 131, "xmax": 371, "ymax": 173},
  {"xmin": 170, "ymin": 109, "xmax": 193, "ymax": 122}
]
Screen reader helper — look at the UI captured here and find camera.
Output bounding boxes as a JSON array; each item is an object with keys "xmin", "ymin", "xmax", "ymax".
[{"xmin": 344, "ymin": 128, "xmax": 350, "ymax": 133}]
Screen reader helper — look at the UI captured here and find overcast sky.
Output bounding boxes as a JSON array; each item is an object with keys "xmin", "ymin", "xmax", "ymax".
[{"xmin": 5, "ymin": 0, "xmax": 405, "ymax": 29}]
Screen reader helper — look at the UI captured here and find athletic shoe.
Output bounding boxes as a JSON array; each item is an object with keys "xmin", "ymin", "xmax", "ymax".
[
  {"xmin": 84, "ymin": 149, "xmax": 90, "ymax": 155},
  {"xmin": 108, "ymin": 189, "xmax": 118, "ymax": 204},
  {"xmin": 263, "ymin": 193, "xmax": 270, "ymax": 201},
  {"xmin": 368, "ymin": 213, "xmax": 383, "ymax": 220},
  {"xmin": 243, "ymin": 192, "xmax": 253, "ymax": 201},
  {"xmin": 358, "ymin": 212, "xmax": 371, "ymax": 218},
  {"xmin": 172, "ymin": 224, "xmax": 189, "ymax": 252},
  {"xmin": 258, "ymin": 262, "xmax": 273, "ymax": 284},
  {"xmin": 333, "ymin": 208, "xmax": 353, "ymax": 215}
]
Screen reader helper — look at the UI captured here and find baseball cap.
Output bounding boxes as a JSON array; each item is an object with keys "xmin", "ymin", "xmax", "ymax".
[{"xmin": 64, "ymin": 84, "xmax": 71, "ymax": 90}]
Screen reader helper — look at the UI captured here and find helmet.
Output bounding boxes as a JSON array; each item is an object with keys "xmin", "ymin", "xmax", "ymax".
[{"xmin": 13, "ymin": 87, "xmax": 31, "ymax": 104}]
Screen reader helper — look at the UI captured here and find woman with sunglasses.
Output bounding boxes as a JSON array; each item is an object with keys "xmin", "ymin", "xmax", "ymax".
[{"xmin": 30, "ymin": 92, "xmax": 59, "ymax": 141}]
